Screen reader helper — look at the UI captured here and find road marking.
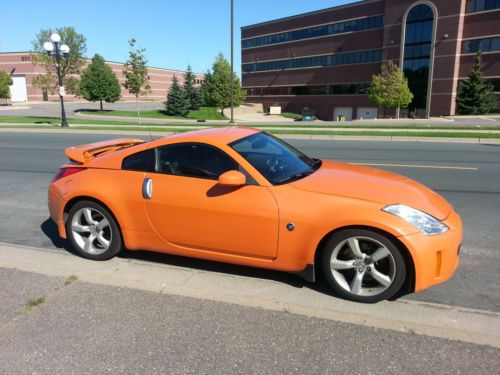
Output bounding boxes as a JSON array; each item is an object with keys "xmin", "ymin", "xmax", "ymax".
[
  {"xmin": 350, "ymin": 162, "xmax": 478, "ymax": 171},
  {"xmin": 480, "ymin": 117, "xmax": 497, "ymax": 122}
]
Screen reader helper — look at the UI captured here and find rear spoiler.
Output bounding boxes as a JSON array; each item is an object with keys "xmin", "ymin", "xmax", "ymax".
[{"xmin": 65, "ymin": 138, "xmax": 145, "ymax": 163}]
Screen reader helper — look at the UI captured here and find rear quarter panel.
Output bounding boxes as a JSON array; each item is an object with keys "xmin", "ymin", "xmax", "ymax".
[{"xmin": 57, "ymin": 168, "xmax": 153, "ymax": 246}]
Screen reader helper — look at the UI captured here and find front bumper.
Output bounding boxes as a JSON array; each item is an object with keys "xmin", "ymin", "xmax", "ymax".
[{"xmin": 399, "ymin": 208, "xmax": 462, "ymax": 292}]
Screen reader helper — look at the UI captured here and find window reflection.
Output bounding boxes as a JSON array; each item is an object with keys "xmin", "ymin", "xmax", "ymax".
[{"xmin": 403, "ymin": 4, "xmax": 434, "ymax": 116}]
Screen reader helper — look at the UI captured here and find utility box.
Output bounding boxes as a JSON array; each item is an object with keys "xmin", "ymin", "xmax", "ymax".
[{"xmin": 269, "ymin": 106, "xmax": 282, "ymax": 115}]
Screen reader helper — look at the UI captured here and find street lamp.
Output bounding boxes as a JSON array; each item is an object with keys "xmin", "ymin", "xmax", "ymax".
[
  {"xmin": 43, "ymin": 33, "xmax": 70, "ymax": 127},
  {"xmin": 229, "ymin": 0, "xmax": 235, "ymax": 124}
]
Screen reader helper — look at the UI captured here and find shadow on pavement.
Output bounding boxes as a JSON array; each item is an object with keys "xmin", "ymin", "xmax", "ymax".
[
  {"xmin": 40, "ymin": 217, "xmax": 338, "ymax": 296},
  {"xmin": 40, "ymin": 219, "xmax": 79, "ymax": 256}
]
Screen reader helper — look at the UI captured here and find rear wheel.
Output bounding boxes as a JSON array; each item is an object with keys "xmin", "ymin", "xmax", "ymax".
[
  {"xmin": 321, "ymin": 229, "xmax": 406, "ymax": 303},
  {"xmin": 66, "ymin": 200, "xmax": 122, "ymax": 261}
]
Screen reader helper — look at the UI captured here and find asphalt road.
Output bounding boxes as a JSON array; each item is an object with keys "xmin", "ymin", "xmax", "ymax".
[
  {"xmin": 1, "ymin": 267, "xmax": 498, "ymax": 374},
  {"xmin": 0, "ymin": 131, "xmax": 499, "ymax": 312}
]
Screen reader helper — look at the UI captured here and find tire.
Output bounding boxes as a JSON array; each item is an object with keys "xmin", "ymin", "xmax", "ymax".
[
  {"xmin": 320, "ymin": 229, "xmax": 406, "ymax": 303},
  {"xmin": 66, "ymin": 200, "xmax": 122, "ymax": 261}
]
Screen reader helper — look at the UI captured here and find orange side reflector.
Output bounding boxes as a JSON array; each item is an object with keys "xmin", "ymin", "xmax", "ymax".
[{"xmin": 435, "ymin": 251, "xmax": 442, "ymax": 277}]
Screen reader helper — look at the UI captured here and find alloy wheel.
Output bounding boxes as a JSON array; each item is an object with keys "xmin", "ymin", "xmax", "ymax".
[
  {"xmin": 70, "ymin": 207, "xmax": 112, "ymax": 255},
  {"xmin": 329, "ymin": 236, "xmax": 396, "ymax": 297}
]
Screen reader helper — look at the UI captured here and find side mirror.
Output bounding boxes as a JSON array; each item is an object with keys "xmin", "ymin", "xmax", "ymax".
[{"xmin": 218, "ymin": 170, "xmax": 246, "ymax": 187}]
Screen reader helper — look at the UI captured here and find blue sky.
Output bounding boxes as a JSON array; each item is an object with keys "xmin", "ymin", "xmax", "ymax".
[{"xmin": 0, "ymin": 0, "xmax": 351, "ymax": 76}]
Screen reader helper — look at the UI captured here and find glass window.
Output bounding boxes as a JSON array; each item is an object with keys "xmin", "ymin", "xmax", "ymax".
[
  {"xmin": 157, "ymin": 143, "xmax": 239, "ymax": 180},
  {"xmin": 467, "ymin": 0, "xmax": 500, "ymax": 11},
  {"xmin": 492, "ymin": 37, "xmax": 500, "ymax": 51},
  {"xmin": 242, "ymin": 15, "xmax": 384, "ymax": 49},
  {"xmin": 480, "ymin": 38, "xmax": 492, "ymax": 51},
  {"xmin": 405, "ymin": 23, "xmax": 416, "ymax": 44},
  {"xmin": 421, "ymin": 20, "xmax": 433, "ymax": 42},
  {"xmin": 403, "ymin": 4, "xmax": 434, "ymax": 115},
  {"xmin": 122, "ymin": 148, "xmax": 156, "ymax": 172},
  {"xmin": 230, "ymin": 133, "xmax": 320, "ymax": 185}
]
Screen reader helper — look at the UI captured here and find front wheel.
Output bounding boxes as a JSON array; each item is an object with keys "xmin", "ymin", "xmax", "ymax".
[
  {"xmin": 320, "ymin": 229, "xmax": 406, "ymax": 303},
  {"xmin": 66, "ymin": 200, "xmax": 122, "ymax": 261}
]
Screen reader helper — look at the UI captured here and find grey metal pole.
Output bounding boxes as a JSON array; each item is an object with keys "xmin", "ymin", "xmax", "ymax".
[
  {"xmin": 230, "ymin": 0, "xmax": 235, "ymax": 124},
  {"xmin": 54, "ymin": 42, "xmax": 68, "ymax": 127}
]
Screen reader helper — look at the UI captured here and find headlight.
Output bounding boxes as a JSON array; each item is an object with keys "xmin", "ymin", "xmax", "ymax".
[{"xmin": 382, "ymin": 204, "xmax": 448, "ymax": 235}]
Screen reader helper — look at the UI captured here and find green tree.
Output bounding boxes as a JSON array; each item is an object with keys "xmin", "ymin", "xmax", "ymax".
[
  {"xmin": 368, "ymin": 60, "xmax": 413, "ymax": 118},
  {"xmin": 183, "ymin": 64, "xmax": 201, "ymax": 110},
  {"xmin": 32, "ymin": 73, "xmax": 57, "ymax": 100},
  {"xmin": 201, "ymin": 52, "xmax": 246, "ymax": 116},
  {"xmin": 0, "ymin": 70, "xmax": 13, "ymax": 99},
  {"xmin": 31, "ymin": 26, "xmax": 86, "ymax": 96},
  {"xmin": 80, "ymin": 54, "xmax": 121, "ymax": 110},
  {"xmin": 123, "ymin": 38, "xmax": 151, "ymax": 124},
  {"xmin": 456, "ymin": 52, "xmax": 496, "ymax": 115},
  {"xmin": 164, "ymin": 76, "xmax": 190, "ymax": 117},
  {"xmin": 200, "ymin": 70, "xmax": 212, "ymax": 106}
]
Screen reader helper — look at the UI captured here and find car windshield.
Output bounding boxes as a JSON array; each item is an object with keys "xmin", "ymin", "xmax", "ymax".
[{"xmin": 230, "ymin": 132, "xmax": 321, "ymax": 185}]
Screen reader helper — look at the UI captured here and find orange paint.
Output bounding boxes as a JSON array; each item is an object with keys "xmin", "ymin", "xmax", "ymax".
[{"xmin": 48, "ymin": 127, "xmax": 462, "ymax": 295}]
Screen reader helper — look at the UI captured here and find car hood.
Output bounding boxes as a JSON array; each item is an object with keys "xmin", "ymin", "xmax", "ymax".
[{"xmin": 291, "ymin": 160, "xmax": 451, "ymax": 220}]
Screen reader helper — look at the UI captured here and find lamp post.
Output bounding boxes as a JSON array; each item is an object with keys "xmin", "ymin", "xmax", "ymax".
[
  {"xmin": 43, "ymin": 33, "xmax": 70, "ymax": 127},
  {"xmin": 229, "ymin": 0, "xmax": 235, "ymax": 124}
]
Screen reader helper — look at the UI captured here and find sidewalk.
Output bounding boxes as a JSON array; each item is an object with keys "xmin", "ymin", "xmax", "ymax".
[
  {"xmin": 0, "ymin": 243, "xmax": 499, "ymax": 373},
  {"xmin": 1, "ymin": 242, "xmax": 499, "ymax": 348}
]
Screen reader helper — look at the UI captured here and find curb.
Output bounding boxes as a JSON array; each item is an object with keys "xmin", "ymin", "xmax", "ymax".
[
  {"xmin": 1, "ymin": 127, "xmax": 500, "ymax": 144},
  {"xmin": 1, "ymin": 242, "xmax": 499, "ymax": 348}
]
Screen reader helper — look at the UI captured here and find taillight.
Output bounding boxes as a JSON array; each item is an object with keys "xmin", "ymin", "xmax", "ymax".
[{"xmin": 51, "ymin": 167, "xmax": 87, "ymax": 183}]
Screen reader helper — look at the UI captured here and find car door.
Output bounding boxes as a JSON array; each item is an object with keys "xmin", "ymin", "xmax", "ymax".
[{"xmin": 143, "ymin": 142, "xmax": 279, "ymax": 259}]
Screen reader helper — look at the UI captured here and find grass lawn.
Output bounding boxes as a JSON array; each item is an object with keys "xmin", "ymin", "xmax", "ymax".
[
  {"xmin": 0, "ymin": 116, "xmax": 147, "ymax": 126},
  {"xmin": 1, "ymin": 124, "xmax": 499, "ymax": 138},
  {"xmin": 1, "ymin": 115, "xmax": 500, "ymax": 131},
  {"xmin": 79, "ymin": 107, "xmax": 226, "ymax": 121},
  {"xmin": 281, "ymin": 112, "xmax": 302, "ymax": 121}
]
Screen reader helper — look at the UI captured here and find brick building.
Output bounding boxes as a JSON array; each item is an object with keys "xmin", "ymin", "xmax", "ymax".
[
  {"xmin": 241, "ymin": 0, "xmax": 500, "ymax": 120},
  {"xmin": 0, "ymin": 52, "xmax": 204, "ymax": 103}
]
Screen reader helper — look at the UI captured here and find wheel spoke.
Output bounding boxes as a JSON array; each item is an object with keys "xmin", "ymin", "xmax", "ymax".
[
  {"xmin": 96, "ymin": 233, "xmax": 110, "ymax": 248},
  {"xmin": 369, "ymin": 266, "xmax": 392, "ymax": 287},
  {"xmin": 96, "ymin": 218, "xmax": 109, "ymax": 231},
  {"xmin": 350, "ymin": 271, "xmax": 365, "ymax": 295},
  {"xmin": 347, "ymin": 238, "xmax": 363, "ymax": 258},
  {"xmin": 331, "ymin": 270, "xmax": 351, "ymax": 291},
  {"xmin": 331, "ymin": 259, "xmax": 356, "ymax": 270},
  {"xmin": 83, "ymin": 234, "xmax": 96, "ymax": 253},
  {"xmin": 83, "ymin": 208, "xmax": 97, "ymax": 225},
  {"xmin": 372, "ymin": 246, "xmax": 391, "ymax": 262},
  {"xmin": 72, "ymin": 223, "xmax": 90, "ymax": 233}
]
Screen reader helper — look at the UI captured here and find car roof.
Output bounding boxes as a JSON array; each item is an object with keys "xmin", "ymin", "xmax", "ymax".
[
  {"xmin": 157, "ymin": 126, "xmax": 262, "ymax": 146},
  {"xmin": 76, "ymin": 126, "xmax": 263, "ymax": 169}
]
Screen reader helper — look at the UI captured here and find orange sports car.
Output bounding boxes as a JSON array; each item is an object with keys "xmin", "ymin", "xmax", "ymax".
[{"xmin": 48, "ymin": 127, "xmax": 462, "ymax": 303}]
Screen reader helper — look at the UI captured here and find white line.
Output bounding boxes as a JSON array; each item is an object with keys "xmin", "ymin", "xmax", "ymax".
[{"xmin": 350, "ymin": 162, "xmax": 478, "ymax": 171}]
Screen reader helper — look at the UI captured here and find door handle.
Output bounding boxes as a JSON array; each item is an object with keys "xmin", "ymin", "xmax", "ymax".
[{"xmin": 142, "ymin": 178, "xmax": 153, "ymax": 199}]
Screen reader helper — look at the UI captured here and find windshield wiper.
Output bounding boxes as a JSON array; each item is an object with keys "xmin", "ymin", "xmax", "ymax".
[
  {"xmin": 276, "ymin": 171, "xmax": 313, "ymax": 185},
  {"xmin": 311, "ymin": 158, "xmax": 322, "ymax": 170}
]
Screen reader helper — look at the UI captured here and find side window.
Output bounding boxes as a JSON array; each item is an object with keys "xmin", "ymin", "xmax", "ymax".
[
  {"xmin": 157, "ymin": 143, "xmax": 239, "ymax": 180},
  {"xmin": 122, "ymin": 148, "xmax": 155, "ymax": 172}
]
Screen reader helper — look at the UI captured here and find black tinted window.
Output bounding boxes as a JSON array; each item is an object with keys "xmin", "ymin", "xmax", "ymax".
[
  {"xmin": 230, "ymin": 133, "xmax": 320, "ymax": 185},
  {"xmin": 157, "ymin": 143, "xmax": 239, "ymax": 180},
  {"xmin": 122, "ymin": 148, "xmax": 155, "ymax": 172}
]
